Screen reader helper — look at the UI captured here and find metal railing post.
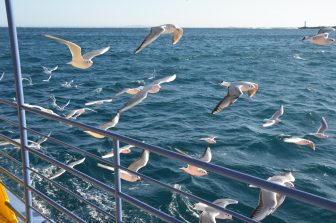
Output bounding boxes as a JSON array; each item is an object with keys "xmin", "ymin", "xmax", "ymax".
[
  {"xmin": 113, "ymin": 139, "xmax": 123, "ymax": 222},
  {"xmin": 4, "ymin": 0, "xmax": 33, "ymax": 222}
]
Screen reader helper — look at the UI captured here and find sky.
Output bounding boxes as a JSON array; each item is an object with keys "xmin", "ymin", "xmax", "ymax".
[{"xmin": 1, "ymin": 0, "xmax": 336, "ymax": 28}]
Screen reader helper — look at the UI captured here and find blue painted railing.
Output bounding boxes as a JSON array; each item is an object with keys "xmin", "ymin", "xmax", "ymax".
[{"xmin": 0, "ymin": 0, "xmax": 336, "ymax": 222}]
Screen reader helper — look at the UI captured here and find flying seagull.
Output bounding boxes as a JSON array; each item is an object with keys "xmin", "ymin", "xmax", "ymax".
[
  {"xmin": 49, "ymin": 157, "xmax": 86, "ymax": 180},
  {"xmin": 263, "ymin": 105, "xmax": 284, "ymax": 127},
  {"xmin": 283, "ymin": 137, "xmax": 315, "ymax": 150},
  {"xmin": 302, "ymin": 28, "xmax": 335, "ymax": 45},
  {"xmin": 97, "ymin": 150, "xmax": 150, "ymax": 182},
  {"xmin": 0, "ymin": 72, "xmax": 5, "ymax": 81},
  {"xmin": 24, "ymin": 103, "xmax": 59, "ymax": 116},
  {"xmin": 85, "ymin": 99, "xmax": 113, "ymax": 106},
  {"xmin": 22, "ymin": 77, "xmax": 33, "ymax": 86},
  {"xmin": 211, "ymin": 81, "xmax": 258, "ymax": 114},
  {"xmin": 113, "ymin": 86, "xmax": 144, "ymax": 98},
  {"xmin": 135, "ymin": 24, "xmax": 183, "ymax": 54},
  {"xmin": 118, "ymin": 74, "xmax": 176, "ymax": 113},
  {"xmin": 175, "ymin": 147, "xmax": 212, "ymax": 176},
  {"xmin": 310, "ymin": 117, "xmax": 328, "ymax": 139},
  {"xmin": 194, "ymin": 198, "xmax": 238, "ymax": 223},
  {"xmin": 84, "ymin": 112, "xmax": 120, "ymax": 139},
  {"xmin": 45, "ymin": 34, "xmax": 110, "ymax": 69},
  {"xmin": 29, "ymin": 132, "xmax": 52, "ymax": 150},
  {"xmin": 200, "ymin": 136, "xmax": 217, "ymax": 144},
  {"xmin": 250, "ymin": 172, "xmax": 295, "ymax": 222},
  {"xmin": 42, "ymin": 65, "xmax": 58, "ymax": 82},
  {"xmin": 50, "ymin": 95, "xmax": 70, "ymax": 111}
]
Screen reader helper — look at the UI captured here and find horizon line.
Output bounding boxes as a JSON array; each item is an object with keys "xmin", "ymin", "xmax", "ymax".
[{"xmin": 0, "ymin": 26, "xmax": 303, "ymax": 29}]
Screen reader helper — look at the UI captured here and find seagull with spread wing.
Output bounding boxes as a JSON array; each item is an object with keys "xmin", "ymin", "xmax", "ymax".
[
  {"xmin": 263, "ymin": 105, "xmax": 284, "ymax": 127},
  {"xmin": 45, "ymin": 34, "xmax": 110, "ymax": 69},
  {"xmin": 310, "ymin": 117, "xmax": 328, "ymax": 138},
  {"xmin": 135, "ymin": 24, "xmax": 183, "ymax": 54}
]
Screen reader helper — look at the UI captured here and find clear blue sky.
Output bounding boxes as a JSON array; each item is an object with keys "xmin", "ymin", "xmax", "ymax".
[{"xmin": 1, "ymin": 0, "xmax": 336, "ymax": 28}]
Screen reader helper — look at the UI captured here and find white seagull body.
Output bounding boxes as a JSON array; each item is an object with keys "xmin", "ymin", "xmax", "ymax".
[
  {"xmin": 283, "ymin": 137, "xmax": 315, "ymax": 150},
  {"xmin": 24, "ymin": 103, "xmax": 59, "ymax": 116},
  {"xmin": 50, "ymin": 95, "xmax": 70, "ymax": 111},
  {"xmin": 212, "ymin": 81, "xmax": 258, "ymax": 114},
  {"xmin": 175, "ymin": 147, "xmax": 212, "ymax": 176},
  {"xmin": 98, "ymin": 150, "xmax": 149, "ymax": 182},
  {"xmin": 85, "ymin": 112, "xmax": 120, "ymax": 139},
  {"xmin": 302, "ymin": 27, "xmax": 335, "ymax": 45},
  {"xmin": 45, "ymin": 35, "xmax": 110, "ymax": 69},
  {"xmin": 200, "ymin": 136, "xmax": 217, "ymax": 144},
  {"xmin": 42, "ymin": 65, "xmax": 58, "ymax": 82},
  {"xmin": 49, "ymin": 157, "xmax": 86, "ymax": 180},
  {"xmin": 101, "ymin": 145, "xmax": 134, "ymax": 158},
  {"xmin": 194, "ymin": 198, "xmax": 238, "ymax": 223},
  {"xmin": 263, "ymin": 105, "xmax": 284, "ymax": 127},
  {"xmin": 118, "ymin": 74, "xmax": 176, "ymax": 113},
  {"xmin": 135, "ymin": 24, "xmax": 183, "ymax": 54},
  {"xmin": 250, "ymin": 172, "xmax": 295, "ymax": 221},
  {"xmin": 311, "ymin": 117, "xmax": 328, "ymax": 138}
]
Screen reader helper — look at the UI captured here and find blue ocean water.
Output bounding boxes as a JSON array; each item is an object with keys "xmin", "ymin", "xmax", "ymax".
[{"xmin": 0, "ymin": 28, "xmax": 336, "ymax": 222}]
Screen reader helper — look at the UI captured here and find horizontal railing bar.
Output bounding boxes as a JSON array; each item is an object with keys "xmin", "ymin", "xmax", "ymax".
[
  {"xmin": 118, "ymin": 165, "xmax": 257, "ymax": 223},
  {"xmin": 0, "ymin": 117, "xmax": 116, "ymax": 167},
  {"xmin": 5, "ymin": 201, "xmax": 26, "ymax": 222},
  {"xmin": 0, "ymin": 134, "xmax": 116, "ymax": 195},
  {"xmin": 26, "ymin": 185, "xmax": 85, "ymax": 223},
  {"xmin": 27, "ymin": 166, "xmax": 116, "ymax": 220},
  {"xmin": 1, "ymin": 99, "xmax": 336, "ymax": 213},
  {"xmin": 119, "ymin": 192, "xmax": 182, "ymax": 223},
  {"xmin": 0, "ymin": 150, "xmax": 22, "ymax": 165}
]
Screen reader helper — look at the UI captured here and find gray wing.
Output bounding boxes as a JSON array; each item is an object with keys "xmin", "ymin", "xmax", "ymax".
[
  {"xmin": 128, "ymin": 150, "xmax": 149, "ymax": 172},
  {"xmin": 317, "ymin": 117, "xmax": 328, "ymax": 134},
  {"xmin": 49, "ymin": 169, "xmax": 66, "ymax": 180},
  {"xmin": 68, "ymin": 157, "xmax": 86, "ymax": 168},
  {"xmin": 250, "ymin": 190, "xmax": 277, "ymax": 221},
  {"xmin": 99, "ymin": 112, "xmax": 120, "ymax": 130},
  {"xmin": 118, "ymin": 89, "xmax": 149, "ymax": 113},
  {"xmin": 82, "ymin": 47, "xmax": 110, "ymax": 60},
  {"xmin": 199, "ymin": 147, "xmax": 212, "ymax": 163},
  {"xmin": 211, "ymin": 86, "xmax": 242, "ymax": 114},
  {"xmin": 135, "ymin": 26, "xmax": 165, "ymax": 54},
  {"xmin": 213, "ymin": 198, "xmax": 238, "ymax": 208},
  {"xmin": 270, "ymin": 105, "xmax": 284, "ymax": 120},
  {"xmin": 317, "ymin": 27, "xmax": 335, "ymax": 34},
  {"xmin": 51, "ymin": 65, "xmax": 58, "ymax": 72}
]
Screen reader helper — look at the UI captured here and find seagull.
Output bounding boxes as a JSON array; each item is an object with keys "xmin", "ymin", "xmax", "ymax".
[
  {"xmin": 101, "ymin": 145, "xmax": 135, "ymax": 159},
  {"xmin": 61, "ymin": 80, "xmax": 74, "ymax": 88},
  {"xmin": 84, "ymin": 112, "xmax": 120, "ymax": 138},
  {"xmin": 200, "ymin": 136, "xmax": 217, "ymax": 144},
  {"xmin": 22, "ymin": 77, "xmax": 33, "ymax": 86},
  {"xmin": 0, "ymin": 72, "xmax": 5, "ymax": 81},
  {"xmin": 175, "ymin": 147, "xmax": 212, "ymax": 176},
  {"xmin": 42, "ymin": 65, "xmax": 58, "ymax": 82},
  {"xmin": 135, "ymin": 24, "xmax": 183, "ymax": 54},
  {"xmin": 85, "ymin": 99, "xmax": 113, "ymax": 106},
  {"xmin": 302, "ymin": 27, "xmax": 335, "ymax": 45},
  {"xmin": 50, "ymin": 95, "xmax": 70, "ymax": 111},
  {"xmin": 29, "ymin": 132, "xmax": 52, "ymax": 150},
  {"xmin": 194, "ymin": 198, "xmax": 238, "ymax": 223},
  {"xmin": 310, "ymin": 117, "xmax": 328, "ymax": 139},
  {"xmin": 211, "ymin": 81, "xmax": 258, "ymax": 114},
  {"xmin": 98, "ymin": 150, "xmax": 150, "ymax": 182},
  {"xmin": 118, "ymin": 74, "xmax": 176, "ymax": 113},
  {"xmin": 113, "ymin": 86, "xmax": 144, "ymax": 98},
  {"xmin": 45, "ymin": 34, "xmax": 110, "ymax": 69},
  {"xmin": 49, "ymin": 157, "xmax": 86, "ymax": 180},
  {"xmin": 263, "ymin": 105, "xmax": 284, "ymax": 127},
  {"xmin": 95, "ymin": 87, "xmax": 103, "ymax": 93},
  {"xmin": 64, "ymin": 108, "xmax": 96, "ymax": 119},
  {"xmin": 24, "ymin": 103, "xmax": 59, "ymax": 116},
  {"xmin": 250, "ymin": 172, "xmax": 295, "ymax": 222},
  {"xmin": 283, "ymin": 137, "xmax": 315, "ymax": 150}
]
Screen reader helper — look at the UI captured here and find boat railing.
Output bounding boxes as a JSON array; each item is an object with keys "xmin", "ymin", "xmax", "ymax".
[{"xmin": 1, "ymin": 0, "xmax": 336, "ymax": 222}]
